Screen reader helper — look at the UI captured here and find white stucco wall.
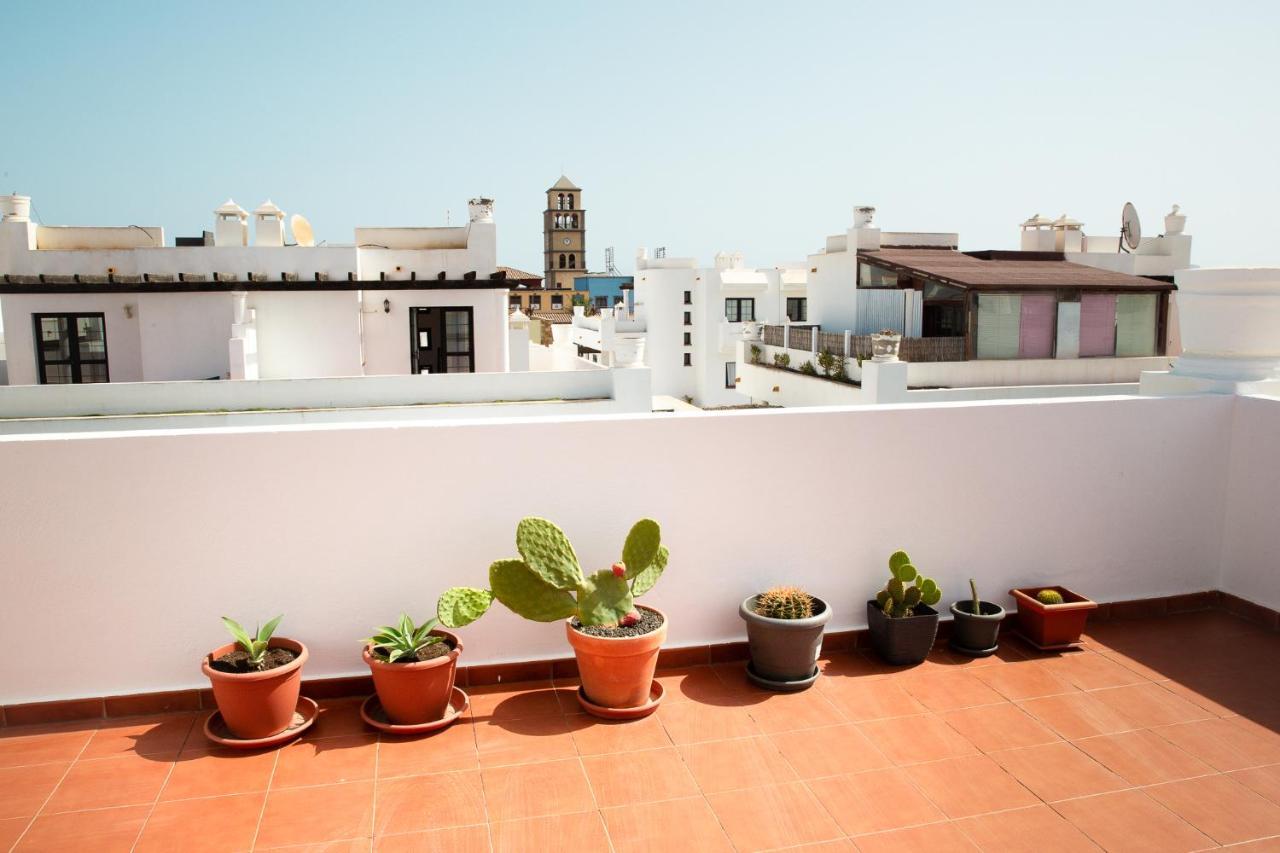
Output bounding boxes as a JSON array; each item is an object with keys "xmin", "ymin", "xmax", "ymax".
[
  {"xmin": 0, "ymin": 293, "xmax": 144, "ymax": 385},
  {"xmin": 0, "ymin": 392, "xmax": 1244, "ymax": 703},
  {"xmin": 138, "ymin": 293, "xmax": 236, "ymax": 381},
  {"xmin": 1219, "ymin": 394, "xmax": 1280, "ymax": 611},
  {"xmin": 248, "ymin": 291, "xmax": 364, "ymax": 379}
]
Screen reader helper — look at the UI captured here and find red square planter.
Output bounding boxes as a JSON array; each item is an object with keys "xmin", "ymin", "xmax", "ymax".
[{"xmin": 1009, "ymin": 586, "xmax": 1097, "ymax": 650}]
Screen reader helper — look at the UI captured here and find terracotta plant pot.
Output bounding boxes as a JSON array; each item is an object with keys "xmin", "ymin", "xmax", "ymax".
[
  {"xmin": 201, "ymin": 637, "xmax": 308, "ymax": 740},
  {"xmin": 566, "ymin": 605, "xmax": 667, "ymax": 712},
  {"xmin": 362, "ymin": 631, "xmax": 462, "ymax": 725},
  {"xmin": 1010, "ymin": 586, "xmax": 1097, "ymax": 649},
  {"xmin": 866, "ymin": 601, "xmax": 938, "ymax": 665}
]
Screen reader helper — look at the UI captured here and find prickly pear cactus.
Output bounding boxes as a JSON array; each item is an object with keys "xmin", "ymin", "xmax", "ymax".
[{"xmin": 876, "ymin": 550, "xmax": 942, "ymax": 618}]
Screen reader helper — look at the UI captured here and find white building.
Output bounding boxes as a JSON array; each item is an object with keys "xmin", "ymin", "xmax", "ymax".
[
  {"xmin": 0, "ymin": 194, "xmax": 514, "ymax": 385},
  {"xmin": 630, "ymin": 249, "xmax": 807, "ymax": 407}
]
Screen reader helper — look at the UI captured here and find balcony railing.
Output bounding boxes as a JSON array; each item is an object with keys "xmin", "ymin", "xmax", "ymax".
[{"xmin": 760, "ymin": 325, "xmax": 965, "ymax": 362}]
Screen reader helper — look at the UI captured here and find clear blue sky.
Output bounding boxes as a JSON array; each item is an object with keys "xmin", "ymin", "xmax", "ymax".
[{"xmin": 4, "ymin": 1, "xmax": 1277, "ymax": 272}]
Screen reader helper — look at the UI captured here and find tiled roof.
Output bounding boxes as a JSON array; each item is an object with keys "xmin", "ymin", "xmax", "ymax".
[
  {"xmin": 859, "ymin": 248, "xmax": 1173, "ymax": 291},
  {"xmin": 549, "ymin": 175, "xmax": 580, "ymax": 191},
  {"xmin": 529, "ymin": 310, "xmax": 575, "ymax": 324},
  {"xmin": 496, "ymin": 266, "xmax": 542, "ymax": 284}
]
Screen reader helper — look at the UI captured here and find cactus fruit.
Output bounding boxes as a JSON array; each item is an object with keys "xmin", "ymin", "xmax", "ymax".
[
  {"xmin": 876, "ymin": 550, "xmax": 942, "ymax": 618},
  {"xmin": 1036, "ymin": 588, "xmax": 1064, "ymax": 605},
  {"xmin": 755, "ymin": 586, "xmax": 815, "ymax": 620},
  {"xmin": 438, "ymin": 518, "xmax": 667, "ymax": 629},
  {"xmin": 619, "ymin": 611, "xmax": 640, "ymax": 627}
]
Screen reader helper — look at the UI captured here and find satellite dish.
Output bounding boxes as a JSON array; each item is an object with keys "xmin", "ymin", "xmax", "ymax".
[
  {"xmin": 291, "ymin": 214, "xmax": 315, "ymax": 247},
  {"xmin": 1119, "ymin": 202, "xmax": 1141, "ymax": 252}
]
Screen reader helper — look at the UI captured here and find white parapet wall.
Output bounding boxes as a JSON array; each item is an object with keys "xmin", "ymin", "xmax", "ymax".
[{"xmin": 3, "ymin": 390, "xmax": 1278, "ymax": 704}]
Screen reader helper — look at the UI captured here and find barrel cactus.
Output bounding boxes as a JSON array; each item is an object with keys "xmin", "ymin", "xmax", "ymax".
[
  {"xmin": 755, "ymin": 586, "xmax": 814, "ymax": 620},
  {"xmin": 874, "ymin": 550, "xmax": 941, "ymax": 618},
  {"xmin": 437, "ymin": 517, "xmax": 667, "ymax": 629},
  {"xmin": 1036, "ymin": 588, "xmax": 1064, "ymax": 605}
]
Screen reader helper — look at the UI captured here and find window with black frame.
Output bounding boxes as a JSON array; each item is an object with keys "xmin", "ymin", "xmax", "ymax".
[
  {"xmin": 786, "ymin": 297, "xmax": 807, "ymax": 322},
  {"xmin": 34, "ymin": 313, "xmax": 109, "ymax": 384},
  {"xmin": 724, "ymin": 298, "xmax": 755, "ymax": 323},
  {"xmin": 443, "ymin": 309, "xmax": 474, "ymax": 373}
]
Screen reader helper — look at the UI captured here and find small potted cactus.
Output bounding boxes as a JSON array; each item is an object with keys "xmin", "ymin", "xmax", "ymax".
[
  {"xmin": 1009, "ymin": 586, "xmax": 1097, "ymax": 649},
  {"xmin": 949, "ymin": 579, "xmax": 1006, "ymax": 657},
  {"xmin": 439, "ymin": 517, "xmax": 668, "ymax": 718},
  {"xmin": 867, "ymin": 550, "xmax": 941, "ymax": 665},
  {"xmin": 739, "ymin": 586, "xmax": 831, "ymax": 691}
]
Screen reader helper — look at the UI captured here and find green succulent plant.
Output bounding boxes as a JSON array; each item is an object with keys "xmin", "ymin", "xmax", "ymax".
[
  {"xmin": 438, "ymin": 517, "xmax": 667, "ymax": 629},
  {"xmin": 756, "ymin": 586, "xmax": 814, "ymax": 620},
  {"xmin": 365, "ymin": 614, "xmax": 448, "ymax": 663},
  {"xmin": 1036, "ymin": 588, "xmax": 1064, "ymax": 605},
  {"xmin": 874, "ymin": 551, "xmax": 941, "ymax": 618},
  {"xmin": 221, "ymin": 614, "xmax": 282, "ymax": 670}
]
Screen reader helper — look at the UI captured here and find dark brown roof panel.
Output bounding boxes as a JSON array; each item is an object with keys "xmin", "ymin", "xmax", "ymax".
[{"xmin": 858, "ymin": 248, "xmax": 1174, "ymax": 291}]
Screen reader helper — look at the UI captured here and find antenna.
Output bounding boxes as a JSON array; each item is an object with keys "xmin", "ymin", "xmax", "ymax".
[
  {"xmin": 605, "ymin": 246, "xmax": 619, "ymax": 274},
  {"xmin": 655, "ymin": 246, "xmax": 667, "ymax": 259},
  {"xmin": 1119, "ymin": 202, "xmax": 1141, "ymax": 253},
  {"xmin": 290, "ymin": 214, "xmax": 315, "ymax": 247}
]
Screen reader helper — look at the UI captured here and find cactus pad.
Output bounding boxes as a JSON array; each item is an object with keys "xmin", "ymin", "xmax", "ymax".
[
  {"xmin": 489, "ymin": 558, "xmax": 577, "ymax": 622},
  {"xmin": 621, "ymin": 519, "xmax": 662, "ymax": 579},
  {"xmin": 875, "ymin": 550, "xmax": 942, "ymax": 618},
  {"xmin": 577, "ymin": 569, "xmax": 635, "ymax": 626},
  {"xmin": 515, "ymin": 517, "xmax": 584, "ymax": 591},
  {"xmin": 437, "ymin": 587, "xmax": 494, "ymax": 628},
  {"xmin": 631, "ymin": 545, "xmax": 667, "ymax": 596}
]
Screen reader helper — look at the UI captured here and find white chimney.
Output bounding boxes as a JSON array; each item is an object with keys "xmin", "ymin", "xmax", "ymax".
[
  {"xmin": 214, "ymin": 199, "xmax": 248, "ymax": 247},
  {"xmin": 0, "ymin": 194, "xmax": 31, "ymax": 222},
  {"xmin": 853, "ymin": 205, "xmax": 876, "ymax": 228},
  {"xmin": 850, "ymin": 205, "xmax": 881, "ymax": 250},
  {"xmin": 253, "ymin": 200, "xmax": 285, "ymax": 247},
  {"xmin": 467, "ymin": 197, "xmax": 495, "ymax": 224},
  {"xmin": 1164, "ymin": 204, "xmax": 1186, "ymax": 235}
]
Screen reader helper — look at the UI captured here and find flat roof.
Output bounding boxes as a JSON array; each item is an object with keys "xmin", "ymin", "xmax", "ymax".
[
  {"xmin": 858, "ymin": 248, "xmax": 1174, "ymax": 292},
  {"xmin": 0, "ymin": 273, "xmax": 513, "ymax": 293}
]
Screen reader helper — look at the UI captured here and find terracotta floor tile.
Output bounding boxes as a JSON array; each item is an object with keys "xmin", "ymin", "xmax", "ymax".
[
  {"xmin": 373, "ymin": 824, "xmax": 490, "ymax": 852},
  {"xmin": 814, "ymin": 650, "xmax": 889, "ymax": 682},
  {"xmin": 823, "ymin": 680, "xmax": 925, "ymax": 722},
  {"xmin": 953, "ymin": 804, "xmax": 1100, "ymax": 853},
  {"xmin": 135, "ymin": 791, "xmax": 265, "ymax": 852},
  {"xmin": 653, "ymin": 666, "xmax": 743, "ymax": 703},
  {"xmin": 655, "ymin": 701, "xmax": 761, "ymax": 745},
  {"xmin": 307, "ymin": 698, "xmax": 371, "ymax": 740},
  {"xmin": 480, "ymin": 758, "xmax": 594, "ymax": 822},
  {"xmin": 601, "ymin": 796, "xmax": 734, "ymax": 853},
  {"xmin": 472, "ymin": 714, "xmax": 578, "ymax": 768},
  {"xmin": 161, "ymin": 746, "xmax": 277, "ymax": 800},
  {"xmin": 581, "ymin": 746, "xmax": 698, "ymax": 807},
  {"xmin": 679, "ymin": 735, "xmax": 796, "ymax": 794},
  {"xmin": 807, "ymin": 767, "xmax": 944, "ymax": 835},
  {"xmin": 973, "ymin": 661, "xmax": 1077, "ymax": 701},
  {"xmin": 1073, "ymin": 729, "xmax": 1214, "ymax": 785},
  {"xmin": 376, "ymin": 724, "xmax": 478, "ymax": 778},
  {"xmin": 255, "ymin": 780, "xmax": 375, "ymax": 848},
  {"xmin": 81, "ymin": 713, "xmax": 195, "ymax": 759},
  {"xmin": 490, "ymin": 810, "xmax": 609, "ymax": 852},
  {"xmin": 259, "ymin": 839, "xmax": 372, "ymax": 852},
  {"xmin": 467, "ymin": 682, "xmax": 562, "ymax": 721},
  {"xmin": 568, "ymin": 714, "xmax": 671, "ymax": 756},
  {"xmin": 1231, "ymin": 764, "xmax": 1280, "ymax": 806},
  {"xmin": 1089, "ymin": 683, "xmax": 1213, "ymax": 728},
  {"xmin": 904, "ymin": 754, "xmax": 1038, "ymax": 818},
  {"xmin": 711, "ymin": 662, "xmax": 779, "ymax": 696},
  {"xmin": 15, "ymin": 804, "xmax": 149, "ymax": 852},
  {"xmin": 745, "ymin": 691, "xmax": 846, "ymax": 733},
  {"xmin": 0, "ymin": 730, "xmax": 93, "ymax": 769},
  {"xmin": 901, "ymin": 671, "xmax": 1006, "ymax": 712},
  {"xmin": 373, "ymin": 770, "xmax": 485, "ymax": 836},
  {"xmin": 857, "ymin": 714, "xmax": 978, "ymax": 764},
  {"xmin": 0, "ymin": 817, "xmax": 27, "ymax": 851},
  {"xmin": 990, "ymin": 741, "xmax": 1127, "ymax": 802},
  {"xmin": 1053, "ymin": 788, "xmax": 1214, "ymax": 853},
  {"xmin": 0, "ymin": 762, "xmax": 68, "ymax": 819},
  {"xmin": 766, "ymin": 841, "xmax": 856, "ymax": 852},
  {"xmin": 1018, "ymin": 691, "xmax": 1139, "ymax": 739},
  {"xmin": 1145, "ymin": 774, "xmax": 1280, "ymax": 845},
  {"xmin": 1155, "ymin": 718, "xmax": 1280, "ymax": 772},
  {"xmin": 941, "ymin": 703, "xmax": 1060, "ymax": 752},
  {"xmin": 42, "ymin": 752, "xmax": 173, "ymax": 813},
  {"xmin": 769, "ymin": 722, "xmax": 891, "ymax": 779},
  {"xmin": 706, "ymin": 780, "xmax": 843, "ymax": 851},
  {"xmin": 272, "ymin": 734, "xmax": 378, "ymax": 788},
  {"xmin": 1038, "ymin": 650, "xmax": 1150, "ymax": 691},
  {"xmin": 852, "ymin": 821, "xmax": 979, "ymax": 852}
]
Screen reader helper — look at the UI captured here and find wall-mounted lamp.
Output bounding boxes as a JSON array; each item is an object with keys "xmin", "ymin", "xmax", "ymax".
[
  {"xmin": 383, "ymin": 298, "xmax": 391, "ymax": 314},
  {"xmin": 124, "ymin": 304, "xmax": 135, "ymax": 319}
]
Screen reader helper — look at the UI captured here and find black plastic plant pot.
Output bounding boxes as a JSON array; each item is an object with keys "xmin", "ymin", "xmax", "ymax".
[
  {"xmin": 866, "ymin": 600, "xmax": 939, "ymax": 666},
  {"xmin": 949, "ymin": 600, "xmax": 1006, "ymax": 657},
  {"xmin": 741, "ymin": 594, "xmax": 831, "ymax": 691}
]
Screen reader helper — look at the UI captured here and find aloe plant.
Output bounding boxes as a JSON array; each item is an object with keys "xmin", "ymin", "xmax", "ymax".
[
  {"xmin": 221, "ymin": 615, "xmax": 283, "ymax": 670},
  {"xmin": 365, "ymin": 614, "xmax": 448, "ymax": 663}
]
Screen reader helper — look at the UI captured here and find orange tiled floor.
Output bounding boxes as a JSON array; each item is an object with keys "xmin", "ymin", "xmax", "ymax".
[{"xmin": 3, "ymin": 609, "xmax": 1280, "ymax": 852}]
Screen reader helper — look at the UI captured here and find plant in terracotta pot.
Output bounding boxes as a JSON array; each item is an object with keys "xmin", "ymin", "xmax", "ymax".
[
  {"xmin": 740, "ymin": 586, "xmax": 831, "ymax": 691},
  {"xmin": 866, "ymin": 551, "xmax": 941, "ymax": 665},
  {"xmin": 362, "ymin": 614, "xmax": 461, "ymax": 725},
  {"xmin": 202, "ymin": 615, "xmax": 309, "ymax": 740},
  {"xmin": 949, "ymin": 579, "xmax": 1006, "ymax": 657},
  {"xmin": 1009, "ymin": 586, "xmax": 1097, "ymax": 650},
  {"xmin": 439, "ymin": 517, "xmax": 668, "ymax": 718}
]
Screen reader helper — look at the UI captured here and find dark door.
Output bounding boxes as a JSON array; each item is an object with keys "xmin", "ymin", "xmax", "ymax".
[
  {"xmin": 922, "ymin": 302, "xmax": 965, "ymax": 338},
  {"xmin": 34, "ymin": 313, "xmax": 109, "ymax": 383},
  {"xmin": 411, "ymin": 307, "xmax": 475, "ymax": 374}
]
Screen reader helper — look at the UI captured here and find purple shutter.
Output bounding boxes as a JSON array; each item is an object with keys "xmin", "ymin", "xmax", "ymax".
[
  {"xmin": 1017, "ymin": 293, "xmax": 1056, "ymax": 358},
  {"xmin": 1079, "ymin": 294, "xmax": 1117, "ymax": 357}
]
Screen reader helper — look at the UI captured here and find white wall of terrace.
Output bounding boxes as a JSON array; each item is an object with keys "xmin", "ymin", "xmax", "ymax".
[{"xmin": 4, "ymin": 390, "xmax": 1274, "ymax": 705}]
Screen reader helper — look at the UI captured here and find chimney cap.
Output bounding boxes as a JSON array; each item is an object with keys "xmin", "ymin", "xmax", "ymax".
[
  {"xmin": 253, "ymin": 199, "xmax": 284, "ymax": 218},
  {"xmin": 1021, "ymin": 213, "xmax": 1055, "ymax": 228},
  {"xmin": 215, "ymin": 199, "xmax": 248, "ymax": 218}
]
